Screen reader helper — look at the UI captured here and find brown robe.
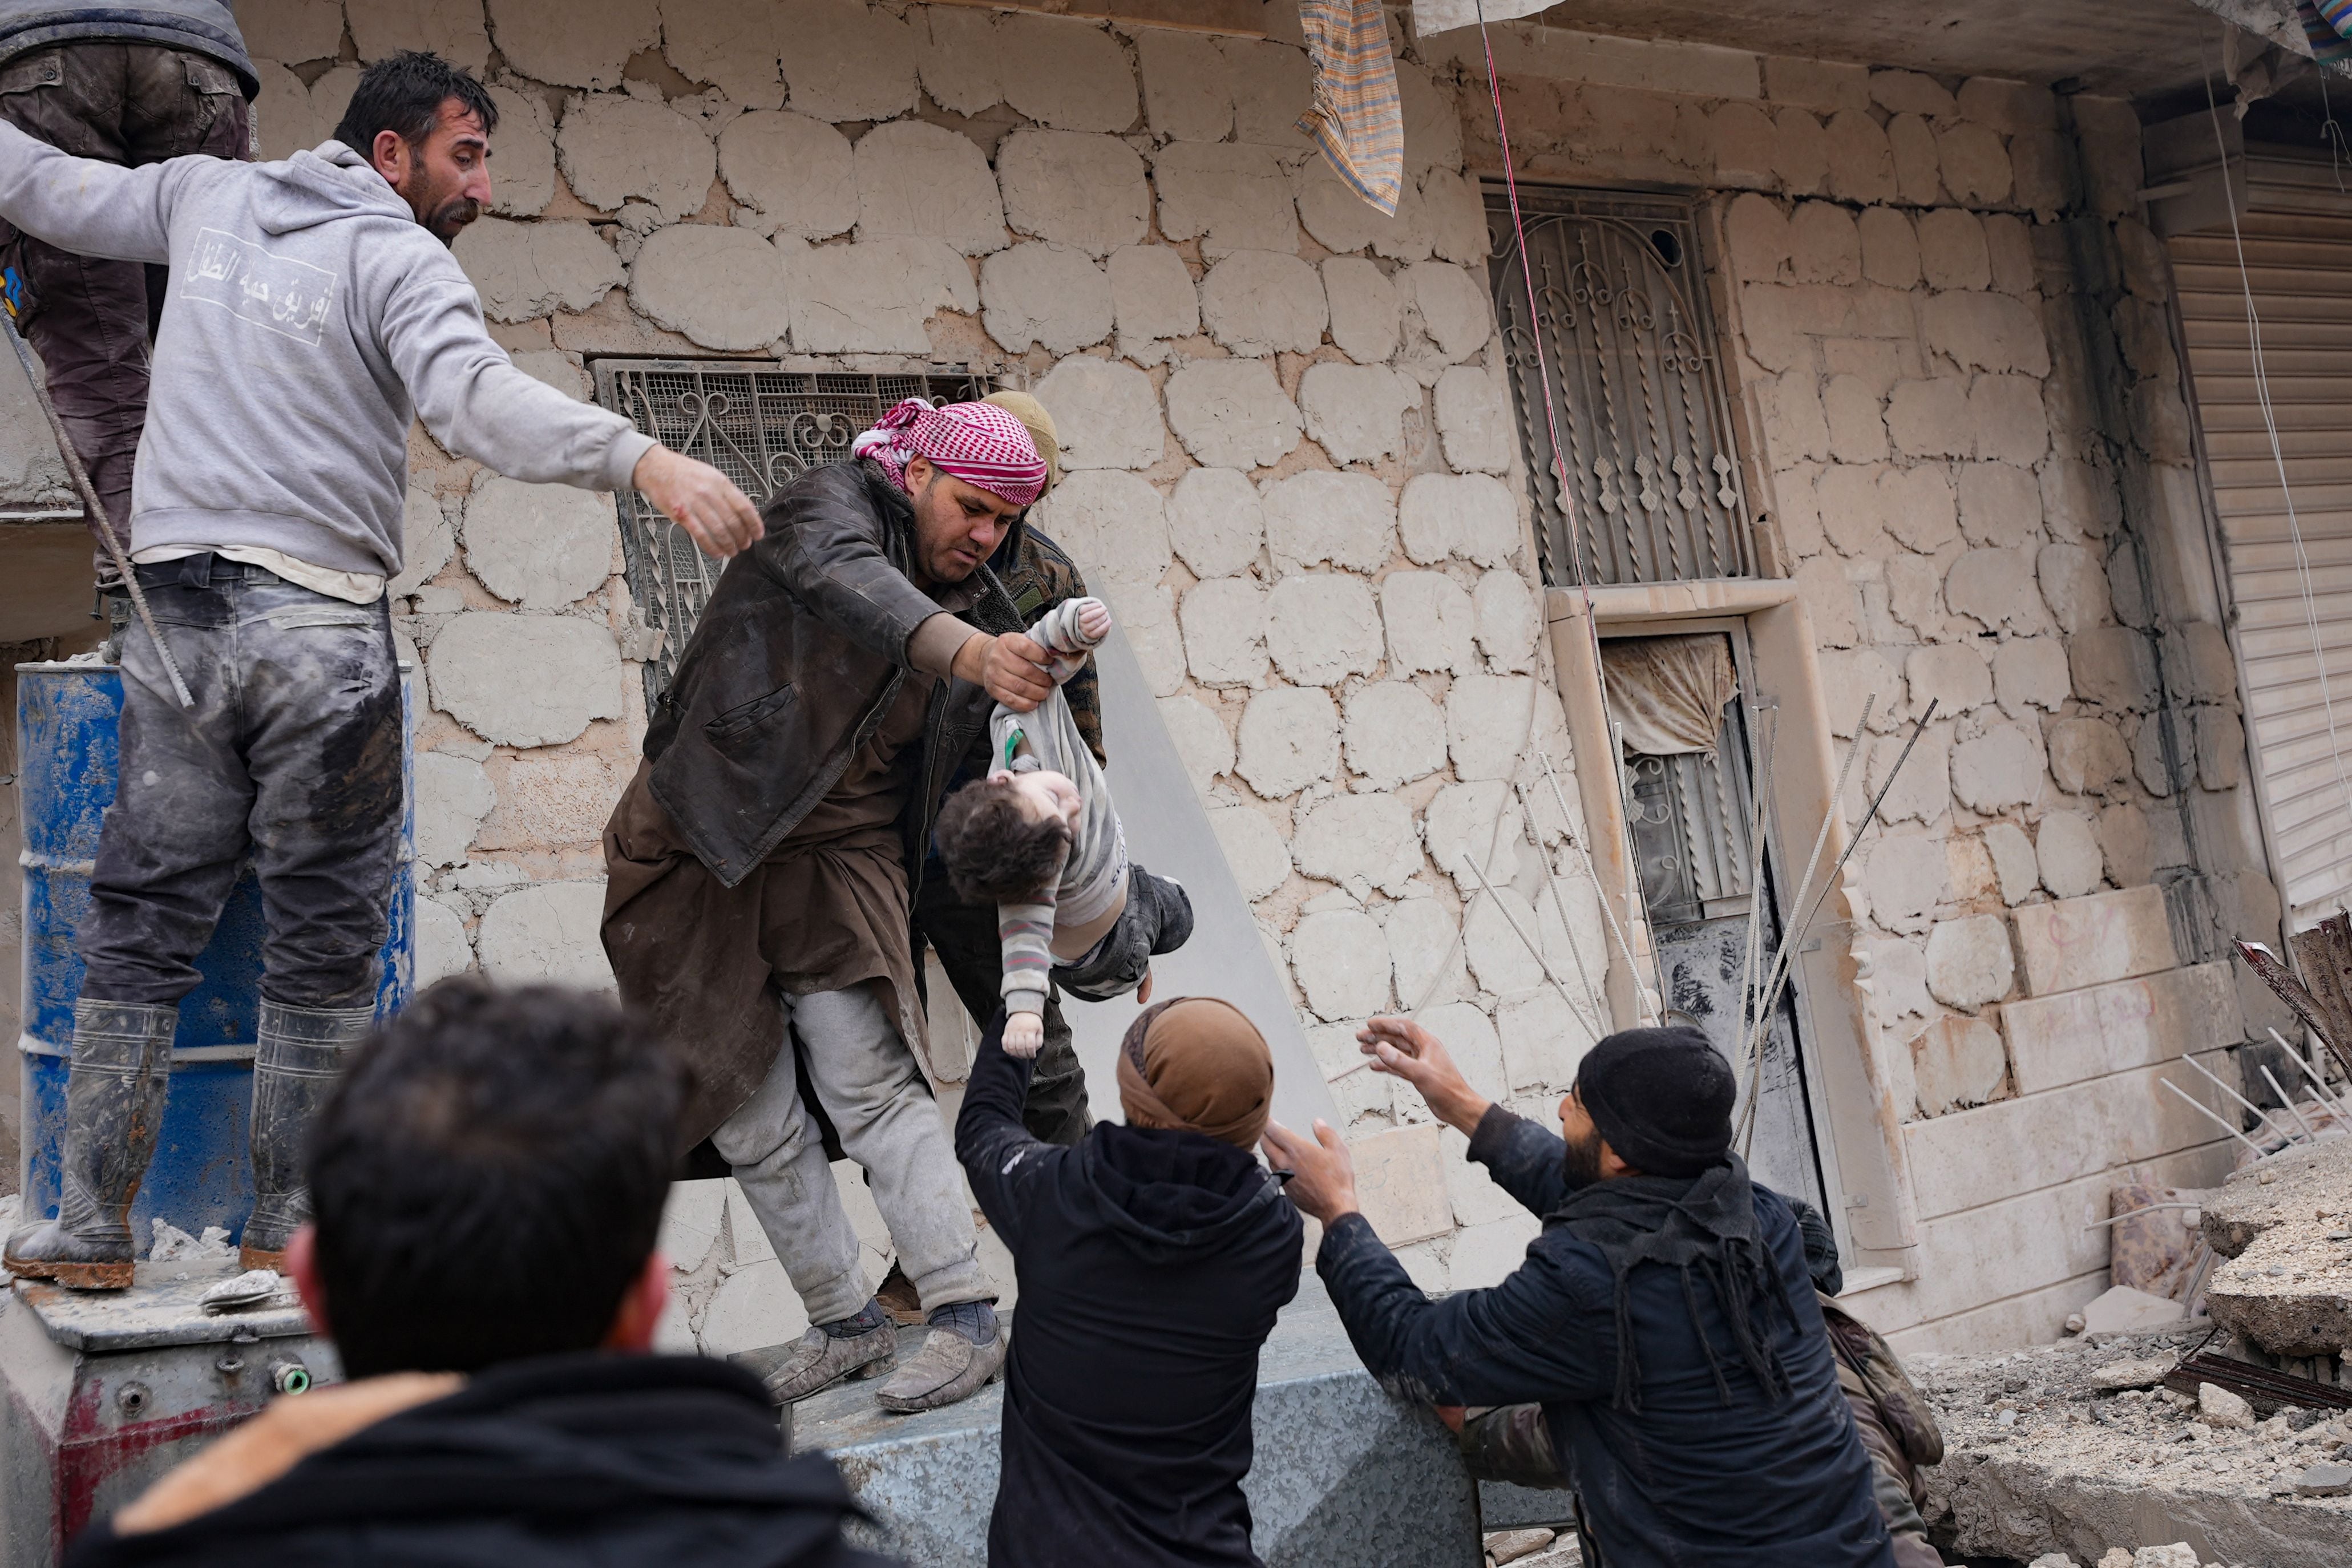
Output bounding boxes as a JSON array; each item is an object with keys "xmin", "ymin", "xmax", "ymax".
[{"xmin": 602, "ymin": 675, "xmax": 937, "ymax": 1145}]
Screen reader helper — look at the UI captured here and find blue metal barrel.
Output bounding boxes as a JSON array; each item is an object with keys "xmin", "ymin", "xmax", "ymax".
[{"xmin": 14, "ymin": 660, "xmax": 415, "ymax": 1246}]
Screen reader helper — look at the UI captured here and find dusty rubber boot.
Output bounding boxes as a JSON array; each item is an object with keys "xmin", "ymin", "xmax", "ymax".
[
  {"xmin": 240, "ymin": 1000, "xmax": 374, "ymax": 1272},
  {"xmin": 4, "ymin": 1001, "xmax": 179, "ymax": 1289}
]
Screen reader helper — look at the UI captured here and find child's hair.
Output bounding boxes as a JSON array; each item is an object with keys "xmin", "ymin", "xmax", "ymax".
[{"xmin": 934, "ymin": 777, "xmax": 1070, "ymax": 904}]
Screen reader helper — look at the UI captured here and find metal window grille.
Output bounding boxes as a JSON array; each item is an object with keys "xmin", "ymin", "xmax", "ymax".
[
  {"xmin": 1486, "ymin": 188, "xmax": 1752, "ymax": 588},
  {"xmin": 592, "ymin": 361, "xmax": 999, "ymax": 704}
]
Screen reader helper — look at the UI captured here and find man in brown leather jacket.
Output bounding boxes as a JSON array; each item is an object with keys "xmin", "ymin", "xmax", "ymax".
[{"xmin": 602, "ymin": 399, "xmax": 1056, "ymax": 1416}]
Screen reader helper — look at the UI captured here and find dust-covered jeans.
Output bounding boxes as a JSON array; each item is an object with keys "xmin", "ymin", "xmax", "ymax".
[
  {"xmin": 0, "ymin": 42, "xmax": 250, "ymax": 539},
  {"xmin": 79, "ymin": 557, "xmax": 402, "ymax": 1010},
  {"xmin": 716, "ymin": 986, "xmax": 990, "ymax": 1326}
]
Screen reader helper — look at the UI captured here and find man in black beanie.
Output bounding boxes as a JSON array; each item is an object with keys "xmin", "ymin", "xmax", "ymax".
[{"xmin": 1263, "ymin": 1019, "xmax": 1896, "ymax": 1568}]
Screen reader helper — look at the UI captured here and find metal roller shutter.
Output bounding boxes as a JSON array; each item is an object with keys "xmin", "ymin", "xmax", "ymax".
[{"xmin": 2175, "ymin": 211, "xmax": 2352, "ymax": 928}]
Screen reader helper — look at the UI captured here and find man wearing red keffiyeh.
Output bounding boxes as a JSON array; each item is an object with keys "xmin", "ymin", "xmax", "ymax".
[{"xmin": 603, "ymin": 399, "xmax": 1059, "ymax": 1416}]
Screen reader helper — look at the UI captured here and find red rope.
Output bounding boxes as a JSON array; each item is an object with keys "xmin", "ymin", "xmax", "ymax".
[{"xmin": 1473, "ymin": 3, "xmax": 1583, "ymax": 590}]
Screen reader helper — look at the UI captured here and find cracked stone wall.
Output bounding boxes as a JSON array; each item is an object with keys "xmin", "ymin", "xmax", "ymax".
[
  {"xmin": 1456, "ymin": 22, "xmax": 2278, "ymax": 1353},
  {"xmin": 225, "ymin": 0, "xmax": 1618, "ymax": 1335},
  {"xmin": 217, "ymin": 5, "xmax": 2286, "ymax": 1355}
]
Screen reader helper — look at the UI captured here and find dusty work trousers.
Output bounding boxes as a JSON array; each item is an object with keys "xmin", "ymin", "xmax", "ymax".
[
  {"xmin": 717, "ymin": 986, "xmax": 990, "ymax": 1327},
  {"xmin": 0, "ymin": 43, "xmax": 250, "ymax": 538},
  {"xmin": 79, "ymin": 558, "xmax": 402, "ymax": 1008}
]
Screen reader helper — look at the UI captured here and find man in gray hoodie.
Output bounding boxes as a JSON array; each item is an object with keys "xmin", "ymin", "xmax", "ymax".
[
  {"xmin": 0, "ymin": 50, "xmax": 762, "ymax": 1289},
  {"xmin": 0, "ymin": 1, "xmax": 258, "ymax": 541}
]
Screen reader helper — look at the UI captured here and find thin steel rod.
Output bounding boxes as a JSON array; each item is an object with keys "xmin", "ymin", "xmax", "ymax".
[
  {"xmin": 2262, "ymin": 1064, "xmax": 2321, "ymax": 1143},
  {"xmin": 1736, "ymin": 699, "xmax": 1920, "ymax": 1155},
  {"xmin": 1740, "ymin": 694, "xmax": 1880, "ymax": 1072},
  {"xmin": 1515, "ymin": 780, "xmax": 1609, "ymax": 1028},
  {"xmin": 2084, "ymin": 1202, "xmax": 2205, "ymax": 1230},
  {"xmin": 1732, "ymin": 706, "xmax": 1779, "ymax": 1108},
  {"xmin": 2274, "ymin": 1028, "xmax": 2351, "ymax": 1120},
  {"xmin": 2180, "ymin": 1051, "xmax": 2301, "ymax": 1145},
  {"xmin": 2163, "ymin": 1077, "xmax": 2269, "ymax": 1156},
  {"xmin": 1738, "ymin": 699, "xmax": 1937, "ymax": 1153},
  {"xmin": 0, "ymin": 307, "xmax": 192, "ymax": 706},
  {"xmin": 1461, "ymin": 851, "xmax": 1602, "ymax": 1047},
  {"xmin": 1538, "ymin": 748, "xmax": 1656, "ymax": 1024}
]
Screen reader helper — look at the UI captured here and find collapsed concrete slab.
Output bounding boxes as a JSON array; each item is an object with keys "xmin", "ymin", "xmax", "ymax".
[
  {"xmin": 1913, "ymin": 1331, "xmax": 2352, "ymax": 1566},
  {"xmin": 2200, "ymin": 1139, "xmax": 2352, "ymax": 1359}
]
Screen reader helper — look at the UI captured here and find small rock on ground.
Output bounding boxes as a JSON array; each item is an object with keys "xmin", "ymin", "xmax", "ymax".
[
  {"xmin": 1483, "ymin": 1527, "xmax": 1555, "ymax": 1565},
  {"xmin": 2197, "ymin": 1381, "xmax": 2255, "ymax": 1429},
  {"xmin": 2296, "ymin": 1460, "xmax": 2352, "ymax": 1496}
]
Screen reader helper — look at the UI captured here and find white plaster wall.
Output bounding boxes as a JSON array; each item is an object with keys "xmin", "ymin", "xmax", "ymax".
[
  {"xmin": 227, "ymin": 1, "xmax": 1616, "ymax": 1332},
  {"xmin": 1448, "ymin": 22, "xmax": 2268, "ymax": 1350}
]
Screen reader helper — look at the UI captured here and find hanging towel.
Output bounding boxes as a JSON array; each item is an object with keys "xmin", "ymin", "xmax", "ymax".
[
  {"xmin": 1601, "ymin": 633, "xmax": 1739, "ymax": 756},
  {"xmin": 1408, "ymin": 0, "xmax": 1553, "ymax": 38},
  {"xmin": 1295, "ymin": 0, "xmax": 1404, "ymax": 217}
]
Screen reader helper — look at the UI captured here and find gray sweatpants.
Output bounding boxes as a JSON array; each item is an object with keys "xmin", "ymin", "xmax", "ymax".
[{"xmin": 715, "ymin": 986, "xmax": 989, "ymax": 1325}]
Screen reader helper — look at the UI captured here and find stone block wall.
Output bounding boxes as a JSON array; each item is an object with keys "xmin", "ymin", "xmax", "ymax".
[
  {"xmin": 1464, "ymin": 23, "xmax": 2269, "ymax": 1349},
  {"xmin": 227, "ymin": 0, "xmax": 1624, "ymax": 1338}
]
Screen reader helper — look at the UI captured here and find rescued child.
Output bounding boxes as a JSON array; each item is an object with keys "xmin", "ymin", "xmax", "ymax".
[{"xmin": 932, "ymin": 597, "xmax": 1193, "ymax": 1056}]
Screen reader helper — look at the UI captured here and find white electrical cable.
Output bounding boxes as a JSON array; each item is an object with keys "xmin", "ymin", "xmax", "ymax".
[{"xmin": 2205, "ymin": 63, "xmax": 2352, "ymax": 848}]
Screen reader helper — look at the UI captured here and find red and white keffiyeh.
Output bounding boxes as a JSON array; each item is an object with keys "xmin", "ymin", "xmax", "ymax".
[{"xmin": 850, "ymin": 397, "xmax": 1048, "ymax": 509}]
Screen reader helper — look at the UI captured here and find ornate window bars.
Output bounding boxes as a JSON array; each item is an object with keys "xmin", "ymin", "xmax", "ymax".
[
  {"xmin": 591, "ymin": 361, "xmax": 997, "ymax": 705},
  {"xmin": 1486, "ymin": 189, "xmax": 1753, "ymax": 588}
]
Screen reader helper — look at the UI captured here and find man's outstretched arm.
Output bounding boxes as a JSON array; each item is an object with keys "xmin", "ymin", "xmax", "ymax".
[
  {"xmin": 953, "ymin": 1011, "xmax": 1059, "ymax": 1251},
  {"xmin": 0, "ymin": 119, "xmax": 203, "ymax": 265},
  {"xmin": 1263, "ymin": 1118, "xmax": 1614, "ymax": 1411},
  {"xmin": 379, "ymin": 248, "xmax": 759, "ymax": 558}
]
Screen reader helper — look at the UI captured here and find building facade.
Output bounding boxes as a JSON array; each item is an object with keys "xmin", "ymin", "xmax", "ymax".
[{"xmin": 3, "ymin": 0, "xmax": 2339, "ymax": 1361}]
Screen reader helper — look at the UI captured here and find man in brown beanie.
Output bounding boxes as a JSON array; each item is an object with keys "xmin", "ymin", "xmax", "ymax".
[
  {"xmin": 953, "ymin": 996, "xmax": 1302, "ymax": 1567},
  {"xmin": 1264, "ymin": 1019, "xmax": 1896, "ymax": 1568}
]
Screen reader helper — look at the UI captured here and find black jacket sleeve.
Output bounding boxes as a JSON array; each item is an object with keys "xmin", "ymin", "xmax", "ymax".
[
  {"xmin": 759, "ymin": 468, "xmax": 953, "ymax": 668},
  {"xmin": 1317, "ymin": 1212, "xmax": 1616, "ymax": 1409},
  {"xmin": 1468, "ymin": 1104, "xmax": 1577, "ymax": 1218},
  {"xmin": 952, "ymin": 1013, "xmax": 1065, "ymax": 1253}
]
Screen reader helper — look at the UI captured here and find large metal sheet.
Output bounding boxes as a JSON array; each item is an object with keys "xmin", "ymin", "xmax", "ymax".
[{"xmin": 1060, "ymin": 628, "xmax": 1338, "ymax": 1137}]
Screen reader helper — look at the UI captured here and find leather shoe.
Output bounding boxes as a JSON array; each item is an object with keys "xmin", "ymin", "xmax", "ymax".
[
  {"xmin": 876, "ymin": 1323, "xmax": 1007, "ymax": 1412},
  {"xmin": 732, "ymin": 1322, "xmax": 897, "ymax": 1404}
]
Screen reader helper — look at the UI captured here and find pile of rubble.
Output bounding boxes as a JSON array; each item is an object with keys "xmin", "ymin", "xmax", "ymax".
[{"xmin": 1914, "ymin": 1135, "xmax": 2352, "ymax": 1565}]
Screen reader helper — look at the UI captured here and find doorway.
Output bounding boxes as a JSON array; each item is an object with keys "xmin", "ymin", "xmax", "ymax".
[{"xmin": 1605, "ymin": 624, "xmax": 1828, "ymax": 1213}]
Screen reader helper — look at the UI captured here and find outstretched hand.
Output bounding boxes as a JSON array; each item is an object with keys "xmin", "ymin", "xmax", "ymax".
[
  {"xmin": 1261, "ymin": 1118, "xmax": 1360, "ymax": 1225},
  {"xmin": 1356, "ymin": 1017, "xmax": 1492, "ymax": 1136},
  {"xmin": 631, "ymin": 445, "xmax": 761, "ymax": 558}
]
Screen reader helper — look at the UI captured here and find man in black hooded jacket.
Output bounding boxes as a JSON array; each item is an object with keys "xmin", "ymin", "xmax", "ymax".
[
  {"xmin": 1264, "ymin": 1019, "xmax": 1894, "ymax": 1568},
  {"xmin": 955, "ymin": 996, "xmax": 1302, "ymax": 1567},
  {"xmin": 64, "ymin": 977, "xmax": 889, "ymax": 1568}
]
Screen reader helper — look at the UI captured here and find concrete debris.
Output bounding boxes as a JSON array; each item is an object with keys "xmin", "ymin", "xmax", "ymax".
[
  {"xmin": 1484, "ymin": 1527, "xmax": 1557, "ymax": 1565},
  {"xmin": 2199, "ymin": 1381, "xmax": 2257, "ymax": 1430},
  {"xmin": 2199, "ymin": 1138, "xmax": 2352, "ymax": 1359},
  {"xmin": 148, "ymin": 1219, "xmax": 235, "ymax": 1262},
  {"xmin": 2090, "ymin": 1358, "xmax": 2176, "ymax": 1392},
  {"xmin": 2075, "ymin": 1284, "xmax": 2187, "ymax": 1336},
  {"xmin": 1915, "ymin": 1330, "xmax": 2352, "ymax": 1566},
  {"xmin": 2294, "ymin": 1460, "xmax": 2352, "ymax": 1496}
]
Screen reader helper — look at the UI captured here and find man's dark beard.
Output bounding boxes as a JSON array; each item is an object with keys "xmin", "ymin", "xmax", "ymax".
[
  {"xmin": 1561, "ymin": 1124, "xmax": 1606, "ymax": 1189},
  {"xmin": 426, "ymin": 196, "xmax": 481, "ymax": 245}
]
